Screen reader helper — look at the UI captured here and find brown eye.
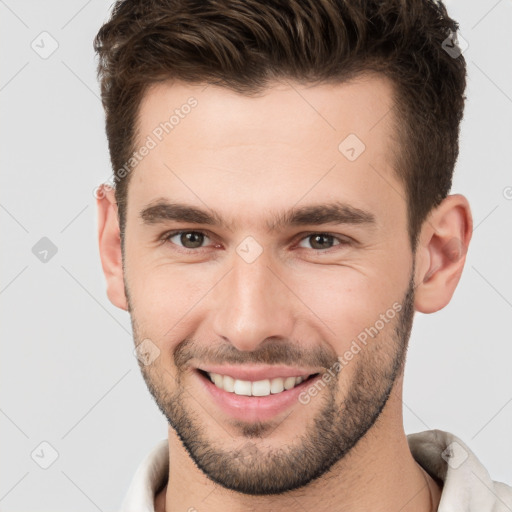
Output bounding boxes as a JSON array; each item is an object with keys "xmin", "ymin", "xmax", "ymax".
[
  {"xmin": 296, "ymin": 232, "xmax": 352, "ymax": 251},
  {"xmin": 165, "ymin": 231, "xmax": 210, "ymax": 249},
  {"xmin": 312, "ymin": 234, "xmax": 334, "ymax": 250}
]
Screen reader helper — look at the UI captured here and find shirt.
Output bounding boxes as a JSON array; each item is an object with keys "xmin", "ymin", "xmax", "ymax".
[{"xmin": 119, "ymin": 429, "xmax": 512, "ymax": 511}]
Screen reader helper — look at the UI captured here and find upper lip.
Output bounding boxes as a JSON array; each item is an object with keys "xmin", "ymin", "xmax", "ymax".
[{"xmin": 196, "ymin": 364, "xmax": 322, "ymax": 381}]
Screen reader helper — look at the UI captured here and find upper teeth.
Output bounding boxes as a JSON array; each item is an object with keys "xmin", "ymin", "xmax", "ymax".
[{"xmin": 207, "ymin": 373, "xmax": 308, "ymax": 396}]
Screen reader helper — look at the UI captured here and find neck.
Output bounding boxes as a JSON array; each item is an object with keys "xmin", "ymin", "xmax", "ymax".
[{"xmin": 157, "ymin": 375, "xmax": 441, "ymax": 512}]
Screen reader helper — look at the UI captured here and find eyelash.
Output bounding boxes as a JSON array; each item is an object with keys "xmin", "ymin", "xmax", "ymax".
[{"xmin": 159, "ymin": 230, "xmax": 352, "ymax": 253}]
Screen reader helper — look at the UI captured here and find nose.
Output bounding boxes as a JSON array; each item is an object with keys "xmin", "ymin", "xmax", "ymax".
[{"xmin": 211, "ymin": 249, "xmax": 295, "ymax": 352}]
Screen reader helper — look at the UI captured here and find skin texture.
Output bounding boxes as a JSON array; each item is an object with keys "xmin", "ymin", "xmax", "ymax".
[{"xmin": 97, "ymin": 74, "xmax": 472, "ymax": 511}]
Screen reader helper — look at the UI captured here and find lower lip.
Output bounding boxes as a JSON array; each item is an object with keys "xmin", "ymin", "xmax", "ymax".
[{"xmin": 196, "ymin": 370, "xmax": 320, "ymax": 423}]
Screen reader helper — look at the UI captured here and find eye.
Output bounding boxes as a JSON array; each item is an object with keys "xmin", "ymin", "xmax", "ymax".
[
  {"xmin": 296, "ymin": 233, "xmax": 349, "ymax": 251},
  {"xmin": 160, "ymin": 230, "xmax": 351, "ymax": 253},
  {"xmin": 163, "ymin": 230, "xmax": 212, "ymax": 250}
]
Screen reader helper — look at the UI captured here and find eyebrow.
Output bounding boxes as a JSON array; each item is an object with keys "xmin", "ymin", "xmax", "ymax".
[{"xmin": 140, "ymin": 198, "xmax": 376, "ymax": 232}]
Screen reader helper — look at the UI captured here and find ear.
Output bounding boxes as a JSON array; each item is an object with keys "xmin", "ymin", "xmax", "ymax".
[
  {"xmin": 96, "ymin": 184, "xmax": 128, "ymax": 311},
  {"xmin": 414, "ymin": 194, "xmax": 473, "ymax": 314}
]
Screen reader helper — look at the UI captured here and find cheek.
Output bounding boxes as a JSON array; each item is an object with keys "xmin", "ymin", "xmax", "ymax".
[
  {"xmin": 126, "ymin": 262, "xmax": 211, "ymax": 344},
  {"xmin": 288, "ymin": 266, "xmax": 401, "ymax": 350}
]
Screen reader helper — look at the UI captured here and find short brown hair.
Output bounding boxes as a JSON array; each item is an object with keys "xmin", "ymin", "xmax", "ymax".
[{"xmin": 94, "ymin": 0, "xmax": 466, "ymax": 252}]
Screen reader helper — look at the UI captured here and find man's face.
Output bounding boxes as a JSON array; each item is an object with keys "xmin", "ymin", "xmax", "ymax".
[{"xmin": 123, "ymin": 75, "xmax": 416, "ymax": 494}]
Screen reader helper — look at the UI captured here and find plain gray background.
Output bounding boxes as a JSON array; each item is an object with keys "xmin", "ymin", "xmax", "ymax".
[{"xmin": 1, "ymin": 0, "xmax": 511, "ymax": 510}]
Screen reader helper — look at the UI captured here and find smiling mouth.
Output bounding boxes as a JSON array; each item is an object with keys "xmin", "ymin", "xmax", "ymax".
[{"xmin": 198, "ymin": 370, "xmax": 319, "ymax": 397}]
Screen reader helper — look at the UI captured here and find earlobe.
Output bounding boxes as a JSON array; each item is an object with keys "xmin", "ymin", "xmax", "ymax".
[
  {"xmin": 96, "ymin": 184, "xmax": 128, "ymax": 311},
  {"xmin": 414, "ymin": 194, "xmax": 473, "ymax": 314}
]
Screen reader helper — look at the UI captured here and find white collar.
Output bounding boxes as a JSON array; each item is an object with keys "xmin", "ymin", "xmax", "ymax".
[{"xmin": 119, "ymin": 429, "xmax": 512, "ymax": 512}]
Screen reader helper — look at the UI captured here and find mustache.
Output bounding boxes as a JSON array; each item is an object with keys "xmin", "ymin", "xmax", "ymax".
[{"xmin": 174, "ymin": 338, "xmax": 339, "ymax": 371}]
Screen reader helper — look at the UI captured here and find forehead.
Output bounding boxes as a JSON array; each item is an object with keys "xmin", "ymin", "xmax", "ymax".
[
  {"xmin": 136, "ymin": 74, "xmax": 397, "ymax": 151},
  {"xmin": 128, "ymin": 75, "xmax": 405, "ymax": 232}
]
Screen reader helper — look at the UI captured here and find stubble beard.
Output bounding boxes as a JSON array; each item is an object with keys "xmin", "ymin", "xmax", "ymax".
[{"xmin": 128, "ymin": 268, "xmax": 416, "ymax": 495}]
